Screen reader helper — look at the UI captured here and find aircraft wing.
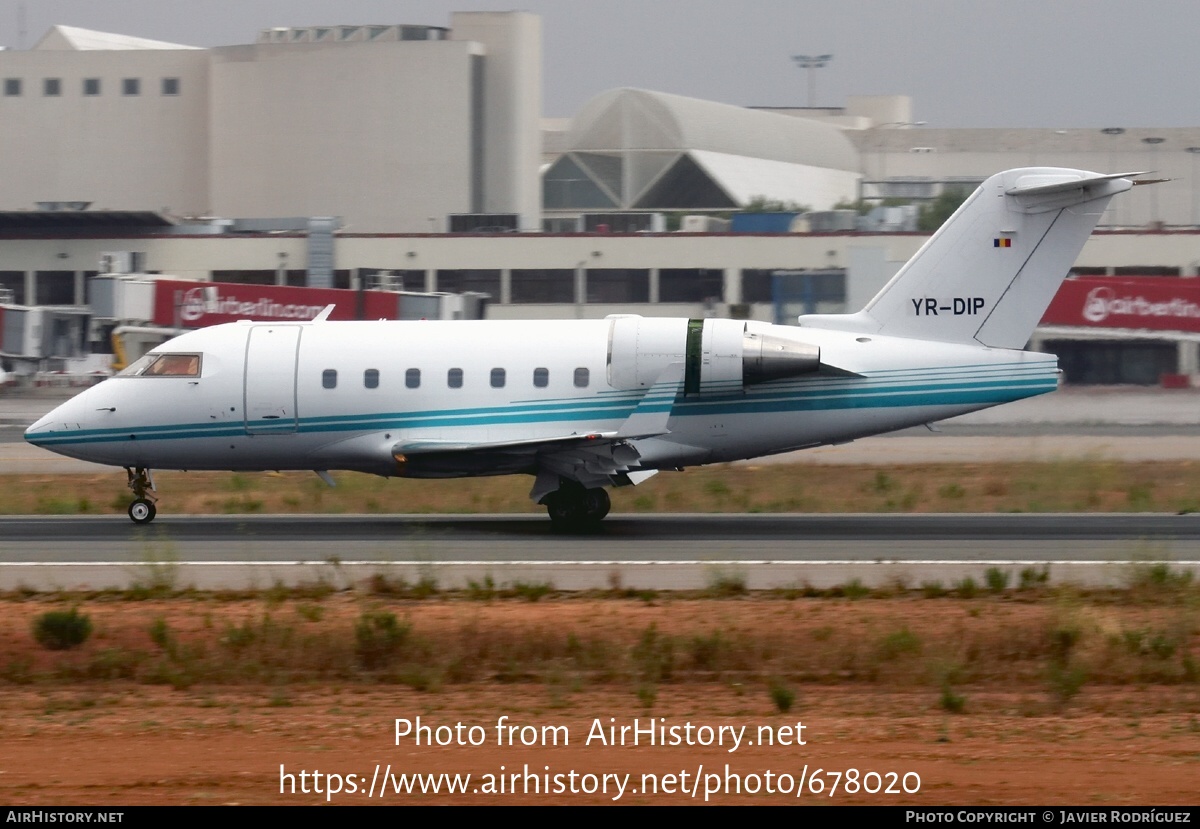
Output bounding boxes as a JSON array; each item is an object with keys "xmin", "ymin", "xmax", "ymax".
[
  {"xmin": 387, "ymin": 362, "xmax": 686, "ymax": 500},
  {"xmin": 391, "ymin": 362, "xmax": 683, "ymax": 457}
]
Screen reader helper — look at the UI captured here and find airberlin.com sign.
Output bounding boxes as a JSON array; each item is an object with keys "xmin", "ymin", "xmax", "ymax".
[
  {"xmin": 1041, "ymin": 276, "xmax": 1200, "ymax": 333},
  {"xmin": 151, "ymin": 280, "xmax": 399, "ymax": 327}
]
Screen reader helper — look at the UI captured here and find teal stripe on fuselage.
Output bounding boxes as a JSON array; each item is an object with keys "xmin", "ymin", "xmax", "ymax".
[
  {"xmin": 676, "ymin": 375, "xmax": 1056, "ymax": 416},
  {"xmin": 26, "ymin": 367, "xmax": 1056, "ymax": 448}
]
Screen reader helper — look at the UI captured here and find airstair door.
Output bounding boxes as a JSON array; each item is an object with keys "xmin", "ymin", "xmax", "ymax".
[{"xmin": 244, "ymin": 325, "xmax": 301, "ymax": 434}]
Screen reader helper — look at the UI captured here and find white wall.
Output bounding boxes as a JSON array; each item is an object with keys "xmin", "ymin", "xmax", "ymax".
[
  {"xmin": 451, "ymin": 12, "xmax": 543, "ymax": 230},
  {"xmin": 209, "ymin": 40, "xmax": 478, "ymax": 232},
  {"xmin": 0, "ymin": 14, "xmax": 544, "ymax": 233},
  {"xmin": 0, "ymin": 50, "xmax": 210, "ymax": 214}
]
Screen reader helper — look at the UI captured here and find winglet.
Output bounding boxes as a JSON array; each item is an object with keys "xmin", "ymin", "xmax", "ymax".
[
  {"xmin": 312, "ymin": 305, "xmax": 336, "ymax": 322},
  {"xmin": 616, "ymin": 361, "xmax": 684, "ymax": 439}
]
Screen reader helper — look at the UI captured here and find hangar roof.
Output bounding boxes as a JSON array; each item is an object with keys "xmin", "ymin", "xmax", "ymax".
[
  {"xmin": 545, "ymin": 88, "xmax": 860, "ymax": 211},
  {"xmin": 568, "ymin": 88, "xmax": 859, "ymax": 172},
  {"xmin": 32, "ymin": 25, "xmax": 200, "ymax": 51}
]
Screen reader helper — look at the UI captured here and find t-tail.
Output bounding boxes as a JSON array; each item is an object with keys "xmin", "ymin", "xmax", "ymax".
[{"xmin": 799, "ymin": 167, "xmax": 1140, "ymax": 348}]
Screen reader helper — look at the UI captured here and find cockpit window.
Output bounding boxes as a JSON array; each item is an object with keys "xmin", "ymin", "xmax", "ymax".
[{"xmin": 117, "ymin": 353, "xmax": 201, "ymax": 378}]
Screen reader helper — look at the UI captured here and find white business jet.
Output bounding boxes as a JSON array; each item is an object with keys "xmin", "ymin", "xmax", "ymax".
[{"xmin": 25, "ymin": 168, "xmax": 1137, "ymax": 528}]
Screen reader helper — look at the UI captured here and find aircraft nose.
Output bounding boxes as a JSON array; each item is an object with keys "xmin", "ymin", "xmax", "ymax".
[
  {"xmin": 23, "ymin": 391, "xmax": 95, "ymax": 449},
  {"xmin": 24, "ymin": 406, "xmax": 67, "ymax": 446}
]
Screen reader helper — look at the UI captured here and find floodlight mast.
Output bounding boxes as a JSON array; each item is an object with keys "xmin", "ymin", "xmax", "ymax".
[{"xmin": 792, "ymin": 53, "xmax": 833, "ymax": 108}]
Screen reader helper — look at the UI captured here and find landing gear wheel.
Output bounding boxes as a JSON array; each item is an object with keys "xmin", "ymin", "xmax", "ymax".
[
  {"xmin": 544, "ymin": 484, "xmax": 610, "ymax": 531},
  {"xmin": 124, "ymin": 466, "xmax": 159, "ymax": 524},
  {"xmin": 128, "ymin": 498, "xmax": 157, "ymax": 524},
  {"xmin": 583, "ymin": 487, "xmax": 611, "ymax": 521},
  {"xmin": 545, "ymin": 490, "xmax": 584, "ymax": 527}
]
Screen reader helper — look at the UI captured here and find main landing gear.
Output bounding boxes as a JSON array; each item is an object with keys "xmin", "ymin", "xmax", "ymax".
[
  {"xmin": 541, "ymin": 481, "xmax": 611, "ymax": 531},
  {"xmin": 125, "ymin": 466, "xmax": 158, "ymax": 524}
]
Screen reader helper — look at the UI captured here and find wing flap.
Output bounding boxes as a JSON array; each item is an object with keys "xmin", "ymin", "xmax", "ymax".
[{"xmin": 392, "ymin": 431, "xmax": 618, "ymax": 456}]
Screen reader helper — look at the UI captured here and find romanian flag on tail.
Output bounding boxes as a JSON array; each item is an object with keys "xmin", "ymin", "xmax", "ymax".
[{"xmin": 993, "ymin": 237, "xmax": 1012, "ymax": 248}]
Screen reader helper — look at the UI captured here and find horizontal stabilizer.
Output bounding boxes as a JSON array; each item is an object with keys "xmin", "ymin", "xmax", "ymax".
[{"xmin": 1005, "ymin": 171, "xmax": 1147, "ymax": 197}]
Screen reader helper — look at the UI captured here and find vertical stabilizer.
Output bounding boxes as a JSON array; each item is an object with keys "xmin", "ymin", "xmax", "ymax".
[{"xmin": 799, "ymin": 168, "xmax": 1135, "ymax": 348}]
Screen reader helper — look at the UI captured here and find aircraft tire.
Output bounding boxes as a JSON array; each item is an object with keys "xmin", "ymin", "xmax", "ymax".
[
  {"xmin": 128, "ymin": 499, "xmax": 157, "ymax": 524},
  {"xmin": 545, "ymin": 490, "xmax": 584, "ymax": 528},
  {"xmin": 583, "ymin": 488, "xmax": 611, "ymax": 521},
  {"xmin": 546, "ymin": 485, "xmax": 610, "ymax": 531}
]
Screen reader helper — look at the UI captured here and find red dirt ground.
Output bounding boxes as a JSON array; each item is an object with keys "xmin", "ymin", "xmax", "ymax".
[{"xmin": 0, "ymin": 596, "xmax": 1196, "ymax": 806}]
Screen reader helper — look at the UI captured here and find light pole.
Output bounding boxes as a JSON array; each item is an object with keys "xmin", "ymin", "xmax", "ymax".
[
  {"xmin": 867, "ymin": 120, "xmax": 926, "ymax": 201},
  {"xmin": 1100, "ymin": 128, "xmax": 1125, "ymax": 226},
  {"xmin": 792, "ymin": 53, "xmax": 832, "ymax": 109},
  {"xmin": 1186, "ymin": 147, "xmax": 1200, "ymax": 227},
  {"xmin": 1143, "ymin": 137, "xmax": 1165, "ymax": 226}
]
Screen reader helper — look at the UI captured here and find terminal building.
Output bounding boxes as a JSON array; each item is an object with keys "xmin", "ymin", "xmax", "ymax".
[{"xmin": 1, "ymin": 11, "xmax": 1199, "ymax": 386}]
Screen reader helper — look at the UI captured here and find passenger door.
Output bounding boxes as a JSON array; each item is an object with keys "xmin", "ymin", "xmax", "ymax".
[{"xmin": 244, "ymin": 325, "xmax": 301, "ymax": 434}]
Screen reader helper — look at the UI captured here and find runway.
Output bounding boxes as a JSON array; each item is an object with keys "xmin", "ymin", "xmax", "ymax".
[
  {"xmin": 2, "ymin": 513, "xmax": 1197, "ymax": 591},
  {"xmin": 5, "ymin": 387, "xmax": 1199, "ymax": 590}
]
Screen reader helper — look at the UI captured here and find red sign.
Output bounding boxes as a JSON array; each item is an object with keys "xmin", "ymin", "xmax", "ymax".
[
  {"xmin": 1041, "ymin": 276, "xmax": 1200, "ymax": 333},
  {"xmin": 151, "ymin": 280, "xmax": 400, "ymax": 328}
]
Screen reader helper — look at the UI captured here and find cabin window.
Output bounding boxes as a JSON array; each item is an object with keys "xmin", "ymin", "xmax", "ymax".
[
  {"xmin": 117, "ymin": 352, "xmax": 202, "ymax": 378},
  {"xmin": 405, "ymin": 368, "xmax": 421, "ymax": 389},
  {"xmin": 490, "ymin": 368, "xmax": 506, "ymax": 388},
  {"xmin": 448, "ymin": 368, "xmax": 463, "ymax": 389},
  {"xmin": 83, "ymin": 78, "xmax": 101, "ymax": 96},
  {"xmin": 43, "ymin": 78, "xmax": 61, "ymax": 97},
  {"xmin": 574, "ymin": 367, "xmax": 590, "ymax": 388},
  {"xmin": 533, "ymin": 367, "xmax": 549, "ymax": 388},
  {"xmin": 322, "ymin": 369, "xmax": 337, "ymax": 389},
  {"xmin": 122, "ymin": 78, "xmax": 140, "ymax": 96},
  {"xmin": 3, "ymin": 78, "xmax": 21, "ymax": 97},
  {"xmin": 162, "ymin": 77, "xmax": 180, "ymax": 96},
  {"xmin": 364, "ymin": 369, "xmax": 380, "ymax": 389}
]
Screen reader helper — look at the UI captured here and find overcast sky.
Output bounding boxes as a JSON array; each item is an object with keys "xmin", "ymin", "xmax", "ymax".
[{"xmin": 1, "ymin": 0, "xmax": 1196, "ymax": 129}]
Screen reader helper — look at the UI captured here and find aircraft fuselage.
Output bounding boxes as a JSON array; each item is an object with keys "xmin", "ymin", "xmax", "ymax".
[{"xmin": 25, "ymin": 316, "xmax": 1055, "ymax": 476}]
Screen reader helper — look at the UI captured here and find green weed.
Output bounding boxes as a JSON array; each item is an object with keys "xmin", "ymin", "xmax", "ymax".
[
  {"xmin": 877, "ymin": 627, "xmax": 922, "ymax": 660},
  {"xmin": 768, "ymin": 678, "xmax": 796, "ymax": 713},
  {"xmin": 985, "ymin": 567, "xmax": 1011, "ymax": 593},
  {"xmin": 704, "ymin": 566, "xmax": 748, "ymax": 597},
  {"xmin": 354, "ymin": 611, "xmax": 411, "ymax": 670},
  {"xmin": 32, "ymin": 607, "xmax": 92, "ymax": 650}
]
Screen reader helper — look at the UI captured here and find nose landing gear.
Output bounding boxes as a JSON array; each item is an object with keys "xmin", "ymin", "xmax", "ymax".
[{"xmin": 125, "ymin": 466, "xmax": 158, "ymax": 524}]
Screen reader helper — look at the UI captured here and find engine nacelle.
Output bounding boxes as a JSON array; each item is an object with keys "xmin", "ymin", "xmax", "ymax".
[
  {"xmin": 607, "ymin": 316, "xmax": 821, "ymax": 395},
  {"xmin": 743, "ymin": 329, "xmax": 821, "ymax": 384}
]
